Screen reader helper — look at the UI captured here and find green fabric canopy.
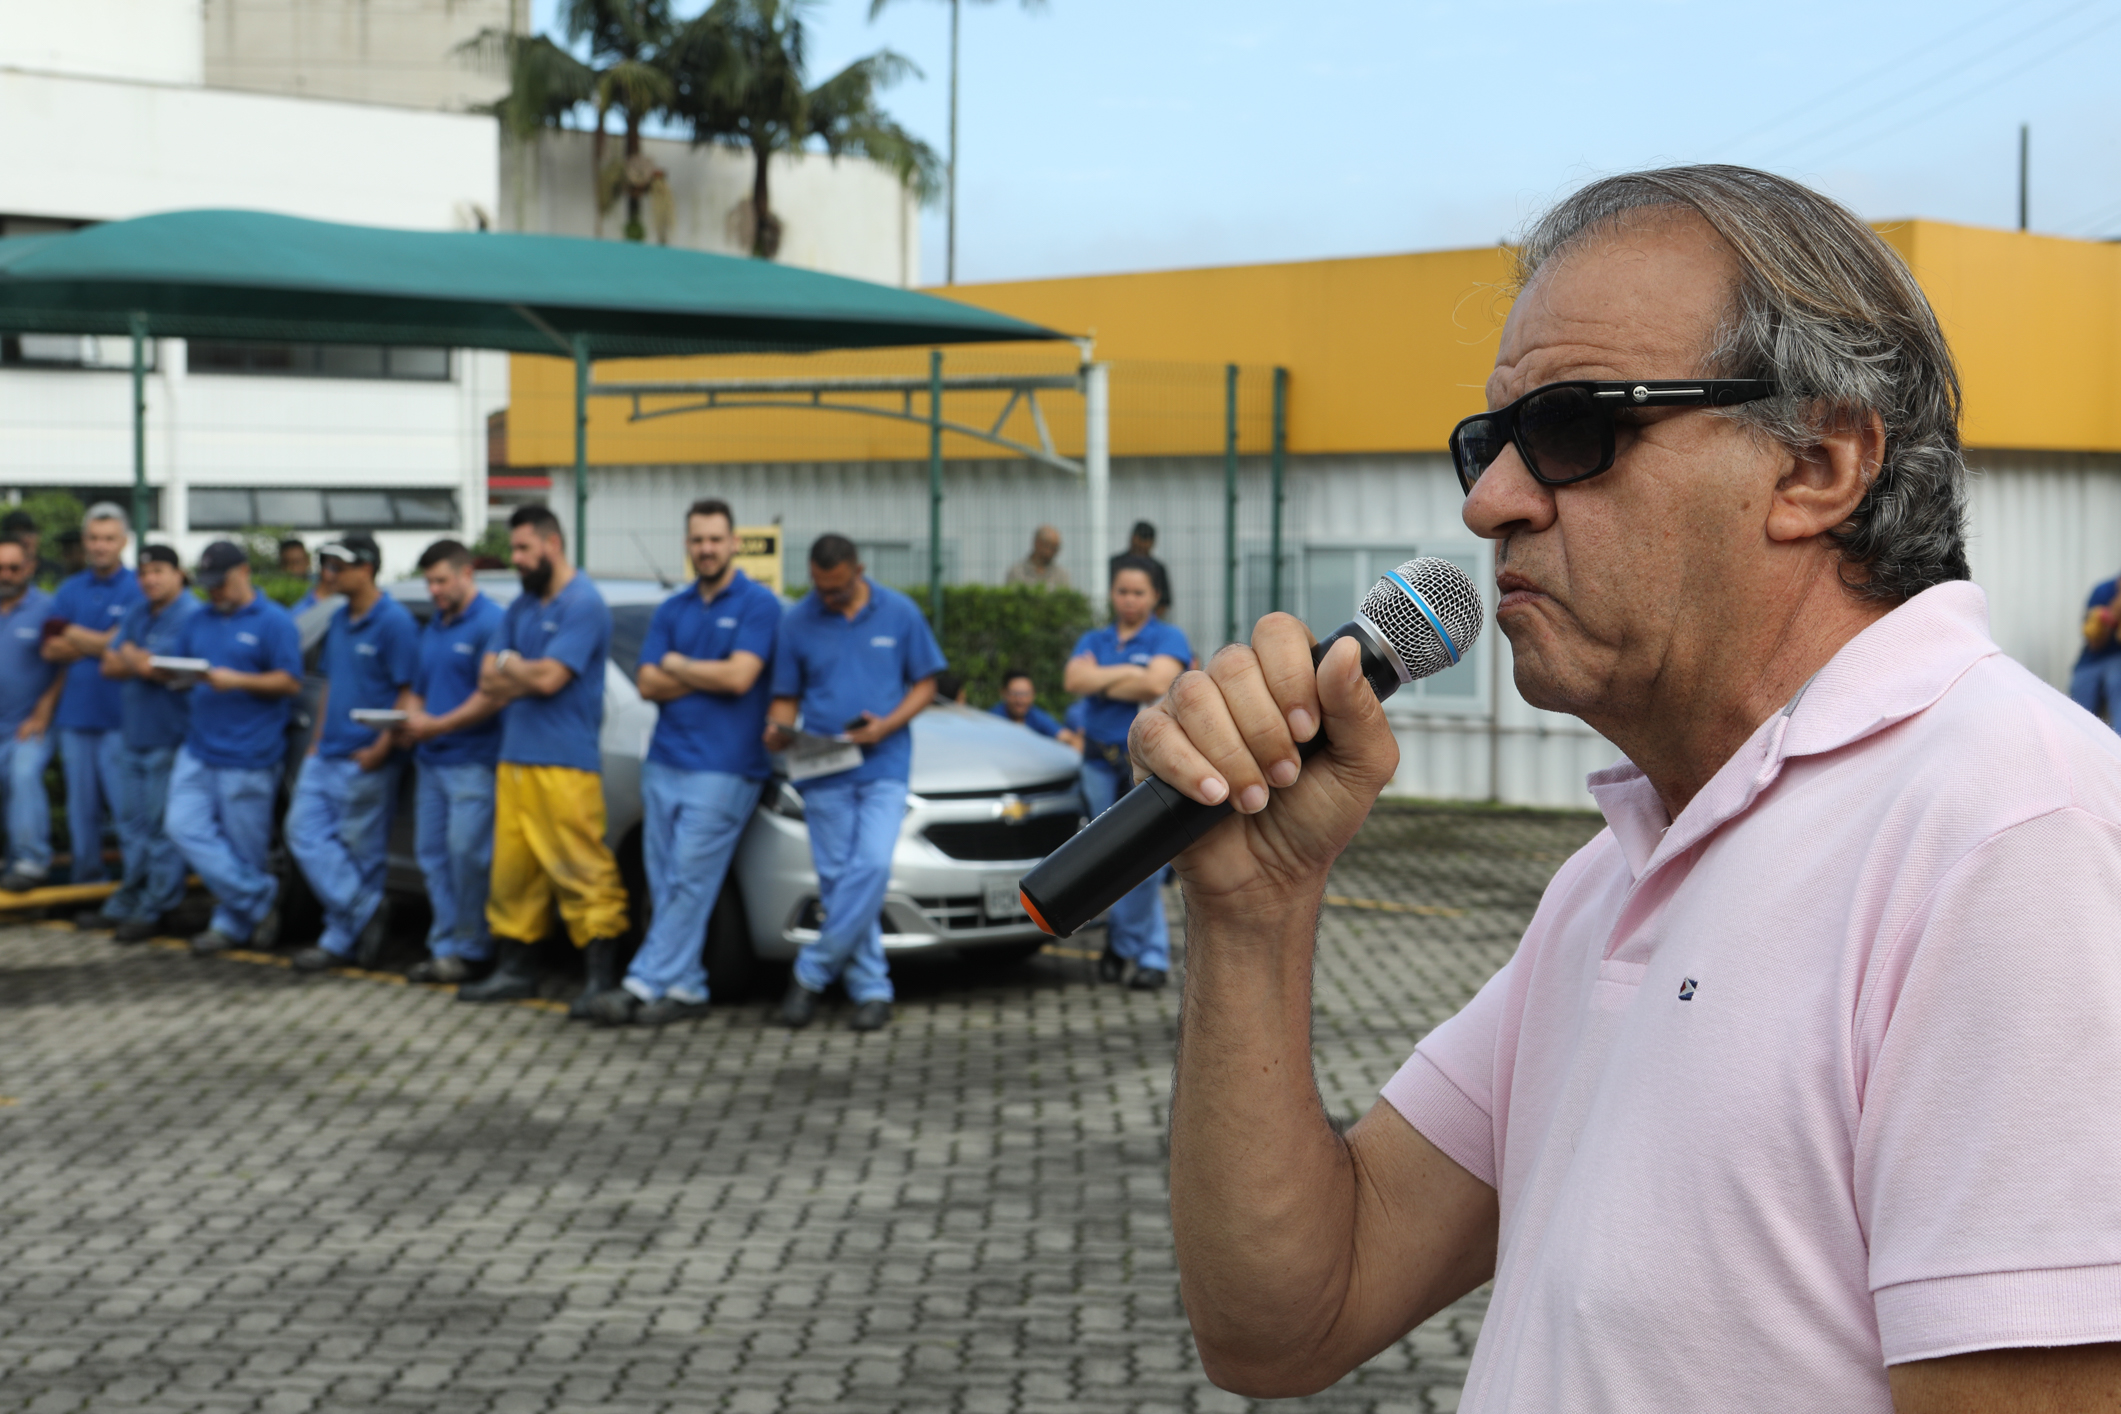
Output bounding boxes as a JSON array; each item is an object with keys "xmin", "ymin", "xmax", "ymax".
[{"xmin": 0, "ymin": 209, "xmax": 1060, "ymax": 356}]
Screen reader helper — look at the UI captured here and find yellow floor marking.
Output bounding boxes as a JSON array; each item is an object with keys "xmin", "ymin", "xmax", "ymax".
[
  {"xmin": 1322, "ymin": 894, "xmax": 1466, "ymax": 919},
  {"xmin": 0, "ymin": 881, "xmax": 121, "ymax": 913}
]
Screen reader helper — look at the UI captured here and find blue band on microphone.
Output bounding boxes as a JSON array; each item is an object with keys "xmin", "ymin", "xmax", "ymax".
[{"xmin": 1384, "ymin": 570, "xmax": 1461, "ymax": 665}]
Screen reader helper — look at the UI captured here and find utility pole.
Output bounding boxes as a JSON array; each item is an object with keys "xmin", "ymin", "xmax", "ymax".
[
  {"xmin": 947, "ymin": 0, "xmax": 960, "ymax": 283},
  {"xmin": 2018, "ymin": 123, "xmax": 2030, "ymax": 233}
]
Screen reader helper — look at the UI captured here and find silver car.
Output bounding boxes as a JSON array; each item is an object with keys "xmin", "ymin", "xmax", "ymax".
[{"xmin": 297, "ymin": 575, "xmax": 1084, "ymax": 991}]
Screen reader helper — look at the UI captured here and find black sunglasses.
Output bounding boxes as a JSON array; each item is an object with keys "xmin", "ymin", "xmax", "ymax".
[{"xmin": 1450, "ymin": 379, "xmax": 1779, "ymax": 494}]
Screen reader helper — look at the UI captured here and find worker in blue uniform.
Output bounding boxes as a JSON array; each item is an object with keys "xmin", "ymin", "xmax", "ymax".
[
  {"xmin": 99, "ymin": 544, "xmax": 201, "ymax": 939},
  {"xmin": 41, "ymin": 504, "xmax": 142, "ymax": 897}
]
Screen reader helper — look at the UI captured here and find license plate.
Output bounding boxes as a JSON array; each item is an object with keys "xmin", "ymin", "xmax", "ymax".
[{"xmin": 985, "ymin": 878, "xmax": 1026, "ymax": 922}]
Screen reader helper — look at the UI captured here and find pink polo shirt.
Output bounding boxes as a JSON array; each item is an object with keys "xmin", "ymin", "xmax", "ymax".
[{"xmin": 1384, "ymin": 582, "xmax": 2121, "ymax": 1412}]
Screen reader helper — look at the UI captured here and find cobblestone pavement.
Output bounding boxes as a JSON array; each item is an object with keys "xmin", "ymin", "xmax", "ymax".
[{"xmin": 0, "ymin": 802, "xmax": 1605, "ymax": 1414}]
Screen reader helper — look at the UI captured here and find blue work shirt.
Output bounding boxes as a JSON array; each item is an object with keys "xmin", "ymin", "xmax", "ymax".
[
  {"xmin": 112, "ymin": 593, "xmax": 201, "ymax": 752},
  {"xmin": 990, "ymin": 701, "xmax": 1063, "ymax": 739},
  {"xmin": 641, "ymin": 570, "xmax": 782, "ymax": 779},
  {"xmin": 412, "ymin": 592, "xmax": 505, "ymax": 768},
  {"xmin": 0, "ymin": 588, "xmax": 60, "ymax": 733},
  {"xmin": 315, "ymin": 594, "xmax": 420, "ymax": 759},
  {"xmin": 1063, "ymin": 698, "xmax": 1088, "ymax": 737},
  {"xmin": 51, "ymin": 566, "xmax": 142, "ymax": 733},
  {"xmin": 179, "ymin": 592, "xmax": 303, "ymax": 771},
  {"xmin": 771, "ymin": 579, "xmax": 947, "ymax": 784},
  {"xmin": 1072, "ymin": 617, "xmax": 1193, "ymax": 748},
  {"xmin": 2078, "ymin": 579, "xmax": 2121, "ymax": 667},
  {"xmin": 491, "ymin": 573, "xmax": 609, "ymax": 773}
]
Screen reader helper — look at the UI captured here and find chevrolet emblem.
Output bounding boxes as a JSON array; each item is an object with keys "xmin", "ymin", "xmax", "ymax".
[{"xmin": 997, "ymin": 793, "xmax": 1031, "ymax": 823}]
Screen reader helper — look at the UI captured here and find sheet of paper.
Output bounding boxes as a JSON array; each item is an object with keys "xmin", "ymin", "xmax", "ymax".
[
  {"xmin": 148, "ymin": 655, "xmax": 211, "ymax": 675},
  {"xmin": 349, "ymin": 709, "xmax": 408, "ymax": 726},
  {"xmin": 780, "ymin": 730, "xmax": 864, "ymax": 783}
]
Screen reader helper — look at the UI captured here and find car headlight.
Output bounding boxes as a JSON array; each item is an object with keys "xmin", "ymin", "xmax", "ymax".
[{"xmin": 763, "ymin": 779, "xmax": 806, "ymax": 821}]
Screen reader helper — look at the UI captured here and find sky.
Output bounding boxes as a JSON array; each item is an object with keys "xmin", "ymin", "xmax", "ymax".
[{"xmin": 527, "ymin": 0, "xmax": 2121, "ymax": 287}]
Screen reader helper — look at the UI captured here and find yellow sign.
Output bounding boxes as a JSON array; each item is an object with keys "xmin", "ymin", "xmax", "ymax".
[{"xmin": 733, "ymin": 525, "xmax": 783, "ymax": 596}]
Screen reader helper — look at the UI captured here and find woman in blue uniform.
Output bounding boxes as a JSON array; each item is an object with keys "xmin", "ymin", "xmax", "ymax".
[{"xmin": 1063, "ymin": 555, "xmax": 1191, "ymax": 988}]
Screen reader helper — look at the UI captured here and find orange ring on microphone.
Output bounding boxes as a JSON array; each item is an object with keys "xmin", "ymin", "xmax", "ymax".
[{"xmin": 1020, "ymin": 888, "xmax": 1057, "ymax": 936}]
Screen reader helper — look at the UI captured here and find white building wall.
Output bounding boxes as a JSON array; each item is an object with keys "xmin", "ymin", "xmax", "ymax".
[
  {"xmin": 202, "ymin": 0, "xmax": 514, "ymax": 114},
  {"xmin": 501, "ymin": 130, "xmax": 921, "ymax": 287},
  {"xmin": 0, "ymin": 0, "xmax": 204, "ymax": 86},
  {"xmin": 563, "ymin": 446, "xmax": 2120, "ymax": 810}
]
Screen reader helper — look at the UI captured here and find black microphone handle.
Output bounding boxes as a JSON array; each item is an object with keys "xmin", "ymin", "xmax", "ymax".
[{"xmin": 1018, "ymin": 622, "xmax": 1407, "ymax": 938}]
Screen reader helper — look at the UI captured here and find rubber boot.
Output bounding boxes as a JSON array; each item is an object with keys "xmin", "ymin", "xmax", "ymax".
[
  {"xmin": 457, "ymin": 938, "xmax": 539, "ymax": 1004},
  {"xmin": 569, "ymin": 936, "xmax": 623, "ymax": 1021}
]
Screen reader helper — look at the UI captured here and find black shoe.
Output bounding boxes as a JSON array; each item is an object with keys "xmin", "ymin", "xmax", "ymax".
[
  {"xmin": 407, "ymin": 955, "xmax": 475, "ymax": 985},
  {"xmin": 290, "ymin": 945, "xmax": 339, "ymax": 974},
  {"xmin": 457, "ymin": 939, "xmax": 539, "ymax": 1003},
  {"xmin": 74, "ymin": 909, "xmax": 119, "ymax": 931},
  {"xmin": 189, "ymin": 927, "xmax": 238, "ymax": 957},
  {"xmin": 778, "ymin": 979, "xmax": 820, "ymax": 1029},
  {"xmin": 351, "ymin": 901, "xmax": 390, "ymax": 970},
  {"xmin": 849, "ymin": 999, "xmax": 893, "ymax": 1032},
  {"xmin": 250, "ymin": 899, "xmax": 282, "ymax": 953},
  {"xmin": 587, "ymin": 989, "xmax": 639, "ymax": 1027},
  {"xmin": 1128, "ymin": 967, "xmax": 1168, "ymax": 991},
  {"xmin": 569, "ymin": 937, "xmax": 624, "ymax": 1021},
  {"xmin": 635, "ymin": 996, "xmax": 711, "ymax": 1027},
  {"xmin": 113, "ymin": 917, "xmax": 158, "ymax": 944},
  {"xmin": 0, "ymin": 867, "xmax": 47, "ymax": 895},
  {"xmin": 1097, "ymin": 944, "xmax": 1125, "ymax": 984}
]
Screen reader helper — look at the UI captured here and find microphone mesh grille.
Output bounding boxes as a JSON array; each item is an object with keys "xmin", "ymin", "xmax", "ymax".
[{"xmin": 1361, "ymin": 557, "xmax": 1486, "ymax": 680}]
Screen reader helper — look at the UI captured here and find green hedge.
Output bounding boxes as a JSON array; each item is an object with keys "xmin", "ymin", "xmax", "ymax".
[{"xmin": 909, "ymin": 584, "xmax": 1094, "ymax": 718}]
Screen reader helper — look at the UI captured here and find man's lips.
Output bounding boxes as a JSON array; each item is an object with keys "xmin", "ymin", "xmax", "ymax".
[{"xmin": 1495, "ymin": 571, "xmax": 1549, "ymax": 613}]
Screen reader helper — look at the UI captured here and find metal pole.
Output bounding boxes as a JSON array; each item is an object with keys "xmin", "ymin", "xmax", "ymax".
[
  {"xmin": 1084, "ymin": 362, "xmax": 1110, "ymax": 613},
  {"xmin": 947, "ymin": 0, "xmax": 959, "ymax": 284},
  {"xmin": 129, "ymin": 314, "xmax": 149, "ymax": 543},
  {"xmin": 1269, "ymin": 366, "xmax": 1287, "ymax": 615},
  {"xmin": 2018, "ymin": 123, "xmax": 2029, "ymax": 232},
  {"xmin": 929, "ymin": 348, "xmax": 945, "ymax": 635},
  {"xmin": 572, "ymin": 334, "xmax": 589, "ymax": 569},
  {"xmin": 1223, "ymin": 362, "xmax": 1238, "ymax": 647}
]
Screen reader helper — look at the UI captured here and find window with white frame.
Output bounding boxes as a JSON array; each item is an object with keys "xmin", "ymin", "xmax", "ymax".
[{"xmin": 1243, "ymin": 542, "xmax": 1488, "ymax": 710}]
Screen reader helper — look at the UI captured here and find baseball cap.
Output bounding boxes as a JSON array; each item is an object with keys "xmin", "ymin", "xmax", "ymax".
[
  {"xmin": 315, "ymin": 532, "xmax": 381, "ymax": 570},
  {"xmin": 195, "ymin": 541, "xmax": 248, "ymax": 589},
  {"xmin": 139, "ymin": 544, "xmax": 182, "ymax": 572}
]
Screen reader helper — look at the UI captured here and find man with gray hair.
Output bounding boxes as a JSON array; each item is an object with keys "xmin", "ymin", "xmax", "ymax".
[
  {"xmin": 1152, "ymin": 166, "xmax": 2121, "ymax": 1409},
  {"xmin": 41, "ymin": 503, "xmax": 141, "ymax": 902},
  {"xmin": 1004, "ymin": 524, "xmax": 1072, "ymax": 590}
]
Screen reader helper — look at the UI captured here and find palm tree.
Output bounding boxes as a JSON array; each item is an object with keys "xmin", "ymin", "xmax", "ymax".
[
  {"xmin": 465, "ymin": 0, "xmax": 679, "ymax": 242},
  {"xmin": 667, "ymin": 0, "xmax": 941, "ymax": 261},
  {"xmin": 867, "ymin": 0, "xmax": 1044, "ymax": 283}
]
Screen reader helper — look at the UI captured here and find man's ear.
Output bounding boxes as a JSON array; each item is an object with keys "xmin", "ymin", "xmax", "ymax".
[{"xmin": 1766, "ymin": 408, "xmax": 1886, "ymax": 544}]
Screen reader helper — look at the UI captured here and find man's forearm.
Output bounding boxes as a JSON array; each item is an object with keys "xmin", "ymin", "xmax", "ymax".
[{"xmin": 1170, "ymin": 893, "xmax": 1366, "ymax": 1383}]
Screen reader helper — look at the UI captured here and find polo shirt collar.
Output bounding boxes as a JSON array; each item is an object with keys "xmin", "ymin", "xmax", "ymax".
[
  {"xmin": 213, "ymin": 592, "xmax": 262, "ymax": 618},
  {"xmin": 695, "ymin": 569, "xmax": 750, "ymax": 606},
  {"xmin": 1590, "ymin": 580, "xmax": 2001, "ymax": 880},
  {"xmin": 810, "ymin": 577, "xmax": 877, "ymax": 624},
  {"xmin": 439, "ymin": 591, "xmax": 483, "ymax": 627}
]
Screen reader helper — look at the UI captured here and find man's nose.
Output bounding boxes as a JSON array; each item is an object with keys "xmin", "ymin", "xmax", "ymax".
[{"xmin": 1462, "ymin": 442, "xmax": 1557, "ymax": 540}]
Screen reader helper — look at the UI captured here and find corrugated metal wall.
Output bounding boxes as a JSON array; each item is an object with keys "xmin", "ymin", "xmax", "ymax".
[{"xmin": 566, "ymin": 447, "xmax": 2120, "ymax": 810}]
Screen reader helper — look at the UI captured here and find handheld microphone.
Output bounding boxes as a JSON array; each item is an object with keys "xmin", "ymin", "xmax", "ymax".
[{"xmin": 1018, "ymin": 557, "xmax": 1485, "ymax": 938}]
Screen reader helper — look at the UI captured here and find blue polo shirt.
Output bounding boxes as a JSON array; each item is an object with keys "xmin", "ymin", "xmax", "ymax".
[
  {"xmin": 1072, "ymin": 617, "xmax": 1193, "ymax": 748},
  {"xmin": 112, "ymin": 593, "xmax": 201, "ymax": 752},
  {"xmin": 771, "ymin": 579, "xmax": 946, "ymax": 784},
  {"xmin": 315, "ymin": 594, "xmax": 420, "ymax": 759},
  {"xmin": 179, "ymin": 593, "xmax": 302, "ymax": 771},
  {"xmin": 0, "ymin": 588, "xmax": 59, "ymax": 734},
  {"xmin": 641, "ymin": 570, "xmax": 782, "ymax": 779},
  {"xmin": 990, "ymin": 701, "xmax": 1063, "ymax": 738},
  {"xmin": 412, "ymin": 592, "xmax": 505, "ymax": 768},
  {"xmin": 2078, "ymin": 579, "xmax": 2121, "ymax": 668},
  {"xmin": 491, "ymin": 573, "xmax": 609, "ymax": 773},
  {"xmin": 51, "ymin": 566, "xmax": 142, "ymax": 733}
]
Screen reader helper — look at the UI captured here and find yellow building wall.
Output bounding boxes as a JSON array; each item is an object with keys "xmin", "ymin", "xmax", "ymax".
[{"xmin": 507, "ymin": 219, "xmax": 2121, "ymax": 466}]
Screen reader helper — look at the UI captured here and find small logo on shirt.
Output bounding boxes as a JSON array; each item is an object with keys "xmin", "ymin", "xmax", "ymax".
[
  {"xmin": 453, "ymin": 641, "xmax": 475, "ymax": 655},
  {"xmin": 107, "ymin": 605, "xmax": 123, "ymax": 618},
  {"xmin": 12, "ymin": 627, "xmax": 34, "ymax": 640},
  {"xmin": 1678, "ymin": 977, "xmax": 1698, "ymax": 1001},
  {"xmin": 237, "ymin": 632, "xmax": 259, "ymax": 646},
  {"xmin": 1129, "ymin": 653, "xmax": 1151, "ymax": 665},
  {"xmin": 355, "ymin": 643, "xmax": 377, "ymax": 656},
  {"xmin": 718, "ymin": 617, "xmax": 737, "ymax": 628},
  {"xmin": 870, "ymin": 635, "xmax": 896, "ymax": 648},
  {"xmin": 542, "ymin": 621, "xmax": 557, "ymax": 632}
]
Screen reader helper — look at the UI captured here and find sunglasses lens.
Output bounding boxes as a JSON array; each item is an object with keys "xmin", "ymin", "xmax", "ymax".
[
  {"xmin": 1518, "ymin": 385, "xmax": 1608, "ymax": 482},
  {"xmin": 1453, "ymin": 417, "xmax": 1506, "ymax": 487}
]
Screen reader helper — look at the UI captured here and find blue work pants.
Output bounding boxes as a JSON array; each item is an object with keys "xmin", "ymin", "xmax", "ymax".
[
  {"xmin": 2069, "ymin": 656, "xmax": 2121, "ymax": 730},
  {"xmin": 58, "ymin": 728, "xmax": 122, "ymax": 883},
  {"xmin": 0, "ymin": 730, "xmax": 55, "ymax": 877},
  {"xmin": 792, "ymin": 776, "xmax": 904, "ymax": 1003},
  {"xmin": 164, "ymin": 747, "xmax": 279, "ymax": 941},
  {"xmin": 104, "ymin": 745, "xmax": 184, "ymax": 922},
  {"xmin": 1079, "ymin": 759, "xmax": 1171, "ymax": 972},
  {"xmin": 628, "ymin": 762, "xmax": 760, "ymax": 1003},
  {"xmin": 285, "ymin": 754, "xmax": 400, "ymax": 959},
  {"xmin": 414, "ymin": 760, "xmax": 495, "ymax": 963}
]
